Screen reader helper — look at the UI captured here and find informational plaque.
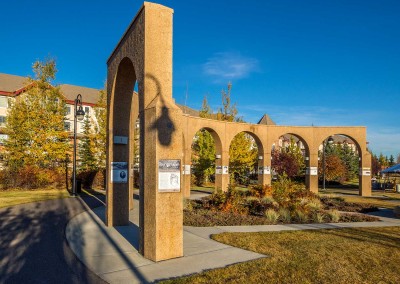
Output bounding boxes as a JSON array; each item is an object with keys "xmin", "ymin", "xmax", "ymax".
[
  {"xmin": 360, "ymin": 167, "xmax": 371, "ymax": 176},
  {"xmin": 111, "ymin": 162, "xmax": 128, "ymax": 183},
  {"xmin": 222, "ymin": 166, "xmax": 229, "ymax": 174},
  {"xmin": 258, "ymin": 166, "xmax": 271, "ymax": 175},
  {"xmin": 184, "ymin": 165, "xmax": 191, "ymax": 175},
  {"xmin": 158, "ymin": 160, "xmax": 181, "ymax": 192},
  {"xmin": 306, "ymin": 167, "xmax": 318, "ymax": 176},
  {"xmin": 216, "ymin": 166, "xmax": 222, "ymax": 174}
]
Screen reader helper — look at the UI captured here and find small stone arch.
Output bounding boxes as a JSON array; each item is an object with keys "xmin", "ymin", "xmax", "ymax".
[{"xmin": 317, "ymin": 133, "xmax": 365, "ymax": 195}]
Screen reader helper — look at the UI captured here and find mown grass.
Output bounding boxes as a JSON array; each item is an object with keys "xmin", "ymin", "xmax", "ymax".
[
  {"xmin": 163, "ymin": 227, "xmax": 400, "ymax": 284},
  {"xmin": 320, "ymin": 188, "xmax": 400, "ymax": 209},
  {"xmin": 0, "ymin": 189, "xmax": 70, "ymax": 208}
]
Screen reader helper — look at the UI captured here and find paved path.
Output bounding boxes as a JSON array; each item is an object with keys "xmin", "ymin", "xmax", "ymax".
[
  {"xmin": 0, "ymin": 194, "xmax": 107, "ymax": 284},
  {"xmin": 66, "ymin": 196, "xmax": 400, "ymax": 284}
]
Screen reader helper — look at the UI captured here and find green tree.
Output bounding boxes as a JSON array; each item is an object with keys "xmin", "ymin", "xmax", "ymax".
[
  {"xmin": 378, "ymin": 153, "xmax": 388, "ymax": 169},
  {"xmin": 216, "ymin": 83, "xmax": 257, "ymax": 183},
  {"xmin": 389, "ymin": 154, "xmax": 395, "ymax": 167},
  {"xmin": 78, "ymin": 113, "xmax": 97, "ymax": 171},
  {"xmin": 93, "ymin": 88, "xmax": 107, "ymax": 169},
  {"xmin": 340, "ymin": 143, "xmax": 359, "ymax": 180},
  {"xmin": 229, "ymin": 132, "xmax": 257, "ymax": 184},
  {"xmin": 192, "ymin": 96, "xmax": 215, "ymax": 185},
  {"xmin": 5, "ymin": 59, "xmax": 68, "ymax": 172}
]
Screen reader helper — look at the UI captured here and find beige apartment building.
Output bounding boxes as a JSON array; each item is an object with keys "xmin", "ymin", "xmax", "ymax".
[{"xmin": 0, "ymin": 73, "xmax": 100, "ymax": 163}]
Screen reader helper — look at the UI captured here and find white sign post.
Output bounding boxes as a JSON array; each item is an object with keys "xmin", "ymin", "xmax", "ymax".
[{"xmin": 158, "ymin": 160, "xmax": 181, "ymax": 192}]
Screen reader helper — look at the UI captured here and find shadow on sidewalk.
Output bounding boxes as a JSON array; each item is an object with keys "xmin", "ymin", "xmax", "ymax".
[{"xmin": 75, "ymin": 189, "xmax": 147, "ymax": 283}]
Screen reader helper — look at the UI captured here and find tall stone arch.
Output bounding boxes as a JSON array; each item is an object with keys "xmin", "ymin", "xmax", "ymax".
[{"xmin": 106, "ymin": 2, "xmax": 183, "ymax": 262}]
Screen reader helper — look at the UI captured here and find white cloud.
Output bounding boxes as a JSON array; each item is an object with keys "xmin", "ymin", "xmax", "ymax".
[{"xmin": 203, "ymin": 52, "xmax": 259, "ymax": 82}]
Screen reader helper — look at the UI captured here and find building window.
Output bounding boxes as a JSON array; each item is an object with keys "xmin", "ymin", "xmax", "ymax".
[
  {"xmin": 64, "ymin": 122, "xmax": 71, "ymax": 131},
  {"xmin": 0, "ymin": 97, "xmax": 7, "ymax": 108},
  {"xmin": 85, "ymin": 107, "xmax": 90, "ymax": 115},
  {"xmin": 65, "ymin": 106, "xmax": 71, "ymax": 115},
  {"xmin": 0, "ymin": 116, "xmax": 6, "ymax": 126}
]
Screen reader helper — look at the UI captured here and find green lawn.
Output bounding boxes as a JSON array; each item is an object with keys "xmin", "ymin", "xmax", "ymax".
[
  {"xmin": 163, "ymin": 227, "xmax": 400, "ymax": 284},
  {"xmin": 0, "ymin": 189, "xmax": 71, "ymax": 208}
]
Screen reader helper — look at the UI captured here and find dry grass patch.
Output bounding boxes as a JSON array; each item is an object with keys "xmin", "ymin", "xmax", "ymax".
[
  {"xmin": 163, "ymin": 227, "xmax": 400, "ymax": 284},
  {"xmin": 0, "ymin": 189, "xmax": 70, "ymax": 208}
]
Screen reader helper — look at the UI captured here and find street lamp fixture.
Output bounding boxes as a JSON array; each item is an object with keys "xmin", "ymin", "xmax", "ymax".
[
  {"xmin": 72, "ymin": 94, "xmax": 85, "ymax": 196},
  {"xmin": 322, "ymin": 136, "xmax": 334, "ymax": 190}
]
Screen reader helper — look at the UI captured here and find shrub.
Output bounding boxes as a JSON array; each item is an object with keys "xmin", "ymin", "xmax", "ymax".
[
  {"xmin": 0, "ymin": 166, "xmax": 65, "ymax": 189},
  {"xmin": 293, "ymin": 209, "xmax": 308, "ymax": 223},
  {"xmin": 245, "ymin": 196, "xmax": 264, "ymax": 216},
  {"xmin": 265, "ymin": 209, "xmax": 280, "ymax": 224},
  {"xmin": 249, "ymin": 184, "xmax": 272, "ymax": 198},
  {"xmin": 304, "ymin": 198, "xmax": 323, "ymax": 212},
  {"xmin": 278, "ymin": 208, "xmax": 291, "ymax": 223},
  {"xmin": 261, "ymin": 196, "xmax": 279, "ymax": 210},
  {"xmin": 328, "ymin": 209, "xmax": 340, "ymax": 222},
  {"xmin": 312, "ymin": 212, "xmax": 325, "ymax": 223}
]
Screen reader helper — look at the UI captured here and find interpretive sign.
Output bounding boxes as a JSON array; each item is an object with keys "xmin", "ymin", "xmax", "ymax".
[
  {"xmin": 360, "ymin": 167, "xmax": 371, "ymax": 176},
  {"xmin": 158, "ymin": 159, "xmax": 181, "ymax": 192},
  {"xmin": 306, "ymin": 167, "xmax": 318, "ymax": 176},
  {"xmin": 216, "ymin": 166, "xmax": 222, "ymax": 174},
  {"xmin": 258, "ymin": 166, "xmax": 271, "ymax": 174},
  {"xmin": 223, "ymin": 166, "xmax": 229, "ymax": 174},
  {"xmin": 184, "ymin": 165, "xmax": 191, "ymax": 175},
  {"xmin": 111, "ymin": 162, "xmax": 128, "ymax": 183}
]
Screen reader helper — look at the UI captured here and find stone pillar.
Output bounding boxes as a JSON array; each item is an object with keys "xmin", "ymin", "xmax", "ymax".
[
  {"xmin": 137, "ymin": 3, "xmax": 183, "ymax": 262},
  {"xmin": 306, "ymin": 153, "xmax": 319, "ymax": 194},
  {"xmin": 258, "ymin": 152, "xmax": 272, "ymax": 186},
  {"xmin": 359, "ymin": 151, "xmax": 372, "ymax": 196},
  {"xmin": 215, "ymin": 151, "xmax": 229, "ymax": 191}
]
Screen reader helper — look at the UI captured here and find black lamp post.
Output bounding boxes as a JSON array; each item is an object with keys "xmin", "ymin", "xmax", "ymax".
[
  {"xmin": 72, "ymin": 94, "xmax": 85, "ymax": 196},
  {"xmin": 322, "ymin": 136, "xmax": 334, "ymax": 190}
]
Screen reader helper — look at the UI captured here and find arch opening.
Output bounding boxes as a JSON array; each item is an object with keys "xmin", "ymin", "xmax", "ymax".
[
  {"xmin": 318, "ymin": 134, "xmax": 361, "ymax": 194},
  {"xmin": 271, "ymin": 133, "xmax": 309, "ymax": 186},
  {"xmin": 228, "ymin": 131, "xmax": 260, "ymax": 187},
  {"xmin": 190, "ymin": 127, "xmax": 221, "ymax": 194}
]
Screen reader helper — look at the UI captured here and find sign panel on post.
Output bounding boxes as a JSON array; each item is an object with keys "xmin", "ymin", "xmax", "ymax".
[
  {"xmin": 306, "ymin": 167, "xmax": 318, "ymax": 176},
  {"xmin": 158, "ymin": 160, "xmax": 181, "ymax": 192},
  {"xmin": 216, "ymin": 166, "xmax": 222, "ymax": 174},
  {"xmin": 360, "ymin": 167, "xmax": 371, "ymax": 176},
  {"xmin": 111, "ymin": 162, "xmax": 128, "ymax": 183},
  {"xmin": 184, "ymin": 165, "xmax": 191, "ymax": 175},
  {"xmin": 223, "ymin": 166, "xmax": 229, "ymax": 174}
]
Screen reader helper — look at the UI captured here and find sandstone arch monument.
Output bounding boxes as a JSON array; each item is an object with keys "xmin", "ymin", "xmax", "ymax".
[{"xmin": 106, "ymin": 2, "xmax": 371, "ymax": 262}]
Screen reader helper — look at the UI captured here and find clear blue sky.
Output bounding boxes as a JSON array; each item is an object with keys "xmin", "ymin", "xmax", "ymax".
[{"xmin": 1, "ymin": 0, "xmax": 399, "ymax": 157}]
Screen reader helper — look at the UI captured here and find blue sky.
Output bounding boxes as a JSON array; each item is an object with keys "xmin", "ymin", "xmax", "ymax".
[{"xmin": 1, "ymin": 0, "xmax": 399, "ymax": 157}]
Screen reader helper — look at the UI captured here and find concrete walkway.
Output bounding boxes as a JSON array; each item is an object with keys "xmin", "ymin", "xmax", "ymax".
[{"xmin": 66, "ymin": 196, "xmax": 400, "ymax": 284}]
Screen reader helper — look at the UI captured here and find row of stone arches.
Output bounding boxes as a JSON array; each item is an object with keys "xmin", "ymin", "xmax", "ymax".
[
  {"xmin": 187, "ymin": 127, "xmax": 361, "ymax": 190},
  {"xmin": 181, "ymin": 116, "xmax": 370, "ymax": 197}
]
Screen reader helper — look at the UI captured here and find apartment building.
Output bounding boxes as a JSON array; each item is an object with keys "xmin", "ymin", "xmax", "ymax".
[{"xmin": 0, "ymin": 73, "xmax": 100, "ymax": 163}]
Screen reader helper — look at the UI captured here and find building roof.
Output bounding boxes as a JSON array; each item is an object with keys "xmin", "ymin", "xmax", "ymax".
[
  {"xmin": 59, "ymin": 84, "xmax": 100, "ymax": 105},
  {"xmin": 257, "ymin": 114, "xmax": 276, "ymax": 125},
  {"xmin": 177, "ymin": 104, "xmax": 199, "ymax": 117},
  {"xmin": 0, "ymin": 73, "xmax": 30, "ymax": 94},
  {"xmin": 0, "ymin": 73, "xmax": 100, "ymax": 105}
]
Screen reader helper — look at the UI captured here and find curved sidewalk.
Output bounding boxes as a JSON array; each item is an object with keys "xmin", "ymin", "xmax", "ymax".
[{"xmin": 66, "ymin": 198, "xmax": 400, "ymax": 284}]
